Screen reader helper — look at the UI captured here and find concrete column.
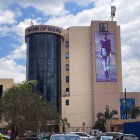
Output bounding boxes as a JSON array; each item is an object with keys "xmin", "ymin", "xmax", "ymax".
[
  {"xmin": 82, "ymin": 120, "xmax": 86, "ymax": 132},
  {"xmin": 59, "ymin": 122, "xmax": 63, "ymax": 133}
]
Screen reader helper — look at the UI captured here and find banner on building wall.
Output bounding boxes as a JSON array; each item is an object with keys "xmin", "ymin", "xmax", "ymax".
[
  {"xmin": 95, "ymin": 32, "xmax": 117, "ymax": 82},
  {"xmin": 120, "ymin": 98, "xmax": 135, "ymax": 119}
]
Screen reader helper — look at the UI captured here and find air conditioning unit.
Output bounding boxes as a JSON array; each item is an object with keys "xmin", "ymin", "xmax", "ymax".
[{"xmin": 66, "ymin": 92, "xmax": 69, "ymax": 95}]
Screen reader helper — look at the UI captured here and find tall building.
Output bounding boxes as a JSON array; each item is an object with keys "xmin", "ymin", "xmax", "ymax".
[
  {"xmin": 25, "ymin": 26, "xmax": 64, "ymax": 112},
  {"xmin": 25, "ymin": 21, "xmax": 122, "ymax": 128}
]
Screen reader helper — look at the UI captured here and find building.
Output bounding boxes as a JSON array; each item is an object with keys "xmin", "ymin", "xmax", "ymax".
[
  {"xmin": 0, "ymin": 78, "xmax": 14, "ymax": 96},
  {"xmin": 25, "ymin": 20, "xmax": 123, "ymax": 128}
]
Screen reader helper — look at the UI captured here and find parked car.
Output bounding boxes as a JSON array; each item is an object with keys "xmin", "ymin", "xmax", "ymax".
[
  {"xmin": 25, "ymin": 133, "xmax": 38, "ymax": 140},
  {"xmin": 38, "ymin": 132, "xmax": 51, "ymax": 140},
  {"xmin": 69, "ymin": 132, "xmax": 95, "ymax": 140},
  {"xmin": 0, "ymin": 133, "xmax": 10, "ymax": 140},
  {"xmin": 96, "ymin": 132, "xmax": 139, "ymax": 140},
  {"xmin": 25, "ymin": 132, "xmax": 51, "ymax": 140},
  {"xmin": 49, "ymin": 133, "xmax": 81, "ymax": 140}
]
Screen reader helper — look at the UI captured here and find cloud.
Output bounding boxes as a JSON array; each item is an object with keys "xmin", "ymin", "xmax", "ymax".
[
  {"xmin": 15, "ymin": 18, "xmax": 42, "ymax": 37},
  {"xmin": 6, "ymin": 44, "xmax": 26, "ymax": 60},
  {"xmin": 122, "ymin": 61, "xmax": 140, "ymax": 92},
  {"xmin": 64, "ymin": 0, "xmax": 95, "ymax": 6},
  {"xmin": 0, "ymin": 58, "xmax": 26, "ymax": 83},
  {"xmin": 0, "ymin": 0, "xmax": 68, "ymax": 17},
  {"xmin": 0, "ymin": 9, "xmax": 16, "ymax": 25}
]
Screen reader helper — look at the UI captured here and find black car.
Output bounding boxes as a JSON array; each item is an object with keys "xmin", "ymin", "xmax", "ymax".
[
  {"xmin": 96, "ymin": 132, "xmax": 139, "ymax": 140},
  {"xmin": 25, "ymin": 133, "xmax": 38, "ymax": 140}
]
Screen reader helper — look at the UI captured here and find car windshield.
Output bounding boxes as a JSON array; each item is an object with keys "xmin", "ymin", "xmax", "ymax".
[
  {"xmin": 100, "ymin": 136, "xmax": 113, "ymax": 140},
  {"xmin": 51, "ymin": 135, "xmax": 80, "ymax": 140},
  {"xmin": 122, "ymin": 136, "xmax": 139, "ymax": 140}
]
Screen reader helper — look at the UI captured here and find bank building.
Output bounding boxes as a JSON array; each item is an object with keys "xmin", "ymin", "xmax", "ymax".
[{"xmin": 23, "ymin": 20, "xmax": 140, "ymax": 132}]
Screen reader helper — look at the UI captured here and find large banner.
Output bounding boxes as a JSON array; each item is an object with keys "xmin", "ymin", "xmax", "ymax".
[{"xmin": 95, "ymin": 32, "xmax": 117, "ymax": 82}]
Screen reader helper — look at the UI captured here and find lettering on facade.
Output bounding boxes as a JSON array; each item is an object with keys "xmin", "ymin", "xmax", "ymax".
[{"xmin": 27, "ymin": 26, "xmax": 61, "ymax": 34}]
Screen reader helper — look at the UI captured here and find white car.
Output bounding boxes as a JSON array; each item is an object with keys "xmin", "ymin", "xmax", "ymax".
[{"xmin": 69, "ymin": 132, "xmax": 95, "ymax": 140}]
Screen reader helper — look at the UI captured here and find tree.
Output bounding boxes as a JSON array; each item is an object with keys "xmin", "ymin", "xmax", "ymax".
[
  {"xmin": 93, "ymin": 105, "xmax": 118, "ymax": 132},
  {"xmin": 97, "ymin": 105, "xmax": 118, "ymax": 120},
  {"xmin": 60, "ymin": 117, "xmax": 70, "ymax": 132},
  {"xmin": 0, "ymin": 80, "xmax": 59, "ymax": 140},
  {"xmin": 127, "ymin": 106, "xmax": 140, "ymax": 119}
]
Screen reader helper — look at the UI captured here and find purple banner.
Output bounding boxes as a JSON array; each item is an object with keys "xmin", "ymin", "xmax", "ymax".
[{"xmin": 95, "ymin": 32, "xmax": 117, "ymax": 82}]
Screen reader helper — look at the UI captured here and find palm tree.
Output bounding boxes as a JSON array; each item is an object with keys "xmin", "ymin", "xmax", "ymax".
[
  {"xmin": 93, "ymin": 105, "xmax": 118, "ymax": 132},
  {"xmin": 97, "ymin": 105, "xmax": 118, "ymax": 120},
  {"xmin": 127, "ymin": 106, "xmax": 140, "ymax": 119}
]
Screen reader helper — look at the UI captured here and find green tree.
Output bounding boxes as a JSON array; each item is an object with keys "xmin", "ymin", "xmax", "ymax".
[
  {"xmin": 93, "ymin": 105, "xmax": 118, "ymax": 132},
  {"xmin": 127, "ymin": 106, "xmax": 140, "ymax": 119},
  {"xmin": 0, "ymin": 80, "xmax": 59, "ymax": 140},
  {"xmin": 60, "ymin": 117, "xmax": 70, "ymax": 132},
  {"xmin": 97, "ymin": 105, "xmax": 118, "ymax": 120}
]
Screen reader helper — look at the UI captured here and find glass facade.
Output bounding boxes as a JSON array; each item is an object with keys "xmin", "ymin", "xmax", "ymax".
[{"xmin": 26, "ymin": 33, "xmax": 61, "ymax": 112}]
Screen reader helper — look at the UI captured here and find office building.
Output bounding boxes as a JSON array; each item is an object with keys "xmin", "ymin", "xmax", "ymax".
[{"xmin": 25, "ymin": 20, "xmax": 123, "ymax": 128}]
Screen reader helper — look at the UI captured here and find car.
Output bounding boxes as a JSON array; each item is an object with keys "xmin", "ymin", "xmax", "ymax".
[
  {"xmin": 3, "ymin": 135, "xmax": 10, "ymax": 140},
  {"xmin": 49, "ymin": 133, "xmax": 81, "ymax": 140},
  {"xmin": 0, "ymin": 133, "xmax": 10, "ymax": 140},
  {"xmin": 69, "ymin": 132, "xmax": 95, "ymax": 140},
  {"xmin": 25, "ymin": 133, "xmax": 38, "ymax": 140},
  {"xmin": 96, "ymin": 132, "xmax": 139, "ymax": 140},
  {"xmin": 38, "ymin": 132, "xmax": 51, "ymax": 140},
  {"xmin": 25, "ymin": 132, "xmax": 51, "ymax": 140}
]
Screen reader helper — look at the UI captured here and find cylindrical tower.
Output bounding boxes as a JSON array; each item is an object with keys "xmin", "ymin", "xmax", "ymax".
[{"xmin": 25, "ymin": 25, "xmax": 64, "ymax": 112}]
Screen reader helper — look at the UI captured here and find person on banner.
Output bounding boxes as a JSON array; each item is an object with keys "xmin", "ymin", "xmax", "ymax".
[{"xmin": 100, "ymin": 33, "xmax": 111, "ymax": 78}]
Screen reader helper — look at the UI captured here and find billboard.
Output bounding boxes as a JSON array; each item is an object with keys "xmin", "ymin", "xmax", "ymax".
[
  {"xmin": 120, "ymin": 98, "xmax": 135, "ymax": 119},
  {"xmin": 95, "ymin": 32, "xmax": 117, "ymax": 82}
]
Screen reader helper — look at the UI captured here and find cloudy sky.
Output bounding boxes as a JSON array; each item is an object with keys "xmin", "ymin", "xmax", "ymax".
[{"xmin": 0, "ymin": 0, "xmax": 140, "ymax": 92}]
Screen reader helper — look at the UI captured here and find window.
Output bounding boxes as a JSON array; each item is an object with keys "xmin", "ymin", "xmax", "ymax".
[
  {"xmin": 66, "ymin": 88, "xmax": 69, "ymax": 92},
  {"xmin": 65, "ymin": 52, "xmax": 69, "ymax": 59},
  {"xmin": 66, "ymin": 76, "xmax": 69, "ymax": 83},
  {"xmin": 65, "ymin": 41, "xmax": 69, "ymax": 48},
  {"xmin": 66, "ymin": 88, "xmax": 69, "ymax": 95},
  {"xmin": 66, "ymin": 99, "xmax": 69, "ymax": 105},
  {"xmin": 0, "ymin": 85, "xmax": 3, "ymax": 97},
  {"xmin": 66, "ymin": 64, "xmax": 69, "ymax": 71}
]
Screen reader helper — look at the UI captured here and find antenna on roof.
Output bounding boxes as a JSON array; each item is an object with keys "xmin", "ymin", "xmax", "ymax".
[
  {"xmin": 111, "ymin": 6, "xmax": 116, "ymax": 21},
  {"xmin": 30, "ymin": 21, "xmax": 33, "ymax": 26}
]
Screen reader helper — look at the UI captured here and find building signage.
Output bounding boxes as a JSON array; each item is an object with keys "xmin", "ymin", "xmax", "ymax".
[
  {"xmin": 99, "ymin": 23, "xmax": 108, "ymax": 32},
  {"xmin": 27, "ymin": 25, "xmax": 61, "ymax": 34},
  {"xmin": 25, "ymin": 25, "xmax": 64, "ymax": 42}
]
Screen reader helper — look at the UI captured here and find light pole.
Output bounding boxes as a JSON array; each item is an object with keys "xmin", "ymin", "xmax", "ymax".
[{"xmin": 124, "ymin": 88, "xmax": 127, "ymax": 119}]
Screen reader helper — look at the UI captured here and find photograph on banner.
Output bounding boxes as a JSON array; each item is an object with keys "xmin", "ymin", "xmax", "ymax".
[{"xmin": 95, "ymin": 32, "xmax": 117, "ymax": 82}]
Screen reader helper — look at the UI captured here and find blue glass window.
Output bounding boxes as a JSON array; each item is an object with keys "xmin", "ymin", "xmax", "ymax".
[
  {"xmin": 66, "ymin": 76, "xmax": 69, "ymax": 83},
  {"xmin": 65, "ymin": 53, "xmax": 69, "ymax": 59}
]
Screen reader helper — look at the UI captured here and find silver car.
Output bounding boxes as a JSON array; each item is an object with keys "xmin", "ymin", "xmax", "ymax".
[
  {"xmin": 49, "ymin": 133, "xmax": 81, "ymax": 140},
  {"xmin": 69, "ymin": 132, "xmax": 95, "ymax": 140}
]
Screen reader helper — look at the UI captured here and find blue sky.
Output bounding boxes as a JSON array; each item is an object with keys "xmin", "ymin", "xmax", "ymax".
[{"xmin": 0, "ymin": 0, "xmax": 140, "ymax": 92}]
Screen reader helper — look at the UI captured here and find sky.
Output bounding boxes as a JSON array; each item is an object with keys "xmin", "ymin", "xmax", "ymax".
[{"xmin": 0, "ymin": 0, "xmax": 140, "ymax": 92}]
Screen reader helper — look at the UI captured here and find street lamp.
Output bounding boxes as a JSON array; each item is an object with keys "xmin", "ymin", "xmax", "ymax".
[{"xmin": 124, "ymin": 88, "xmax": 127, "ymax": 119}]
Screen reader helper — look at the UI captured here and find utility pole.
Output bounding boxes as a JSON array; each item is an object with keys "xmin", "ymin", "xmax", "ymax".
[{"xmin": 124, "ymin": 88, "xmax": 127, "ymax": 119}]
